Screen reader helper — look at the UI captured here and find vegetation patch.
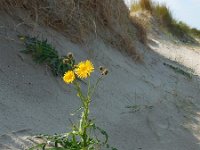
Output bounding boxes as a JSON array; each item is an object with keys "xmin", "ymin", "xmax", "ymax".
[
  {"xmin": 126, "ymin": 104, "xmax": 153, "ymax": 113},
  {"xmin": 130, "ymin": 16, "xmax": 148, "ymax": 44},
  {"xmin": 20, "ymin": 35, "xmax": 75, "ymax": 76},
  {"xmin": 131, "ymin": 0, "xmax": 153, "ymax": 13},
  {"xmin": 130, "ymin": 0, "xmax": 200, "ymax": 43},
  {"xmin": 163, "ymin": 63, "xmax": 193, "ymax": 79}
]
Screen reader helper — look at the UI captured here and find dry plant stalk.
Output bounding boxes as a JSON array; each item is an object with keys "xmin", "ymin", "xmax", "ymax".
[{"xmin": 130, "ymin": 13, "xmax": 149, "ymax": 44}]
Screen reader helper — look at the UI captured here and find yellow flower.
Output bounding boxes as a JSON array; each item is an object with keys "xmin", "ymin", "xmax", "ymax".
[
  {"xmin": 63, "ymin": 70, "xmax": 75, "ymax": 84},
  {"xmin": 75, "ymin": 61, "xmax": 88, "ymax": 79},
  {"xmin": 75, "ymin": 60, "xmax": 94, "ymax": 79},
  {"xmin": 85, "ymin": 60, "xmax": 94, "ymax": 75}
]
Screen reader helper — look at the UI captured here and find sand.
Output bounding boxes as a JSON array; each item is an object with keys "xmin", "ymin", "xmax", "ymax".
[{"xmin": 0, "ymin": 10, "xmax": 200, "ymax": 150}]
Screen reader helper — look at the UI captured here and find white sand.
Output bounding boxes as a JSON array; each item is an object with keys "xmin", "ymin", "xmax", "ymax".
[{"xmin": 0, "ymin": 10, "xmax": 200, "ymax": 150}]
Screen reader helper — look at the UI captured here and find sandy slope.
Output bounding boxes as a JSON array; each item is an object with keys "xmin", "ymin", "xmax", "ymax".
[
  {"xmin": 0, "ymin": 11, "xmax": 200, "ymax": 150},
  {"xmin": 148, "ymin": 32, "xmax": 200, "ymax": 76}
]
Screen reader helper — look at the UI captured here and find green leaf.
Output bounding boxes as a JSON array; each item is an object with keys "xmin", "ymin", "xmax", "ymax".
[{"xmin": 29, "ymin": 143, "xmax": 46, "ymax": 150}]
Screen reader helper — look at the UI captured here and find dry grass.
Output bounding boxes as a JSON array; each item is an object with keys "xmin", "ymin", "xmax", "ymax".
[
  {"xmin": 153, "ymin": 4, "xmax": 173, "ymax": 28},
  {"xmin": 130, "ymin": 14, "xmax": 148, "ymax": 44},
  {"xmin": 0, "ymin": 0, "xmax": 143, "ymax": 60},
  {"xmin": 139, "ymin": 0, "xmax": 153, "ymax": 12},
  {"xmin": 130, "ymin": 0, "xmax": 172, "ymax": 27},
  {"xmin": 131, "ymin": 0, "xmax": 153, "ymax": 13}
]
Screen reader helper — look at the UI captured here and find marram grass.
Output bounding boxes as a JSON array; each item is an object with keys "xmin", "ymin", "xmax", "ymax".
[{"xmin": 130, "ymin": 0, "xmax": 200, "ymax": 42}]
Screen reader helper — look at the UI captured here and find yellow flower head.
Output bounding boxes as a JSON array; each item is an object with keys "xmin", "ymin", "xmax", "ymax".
[
  {"xmin": 75, "ymin": 60, "xmax": 94, "ymax": 79},
  {"xmin": 63, "ymin": 70, "xmax": 75, "ymax": 84},
  {"xmin": 85, "ymin": 60, "xmax": 94, "ymax": 75}
]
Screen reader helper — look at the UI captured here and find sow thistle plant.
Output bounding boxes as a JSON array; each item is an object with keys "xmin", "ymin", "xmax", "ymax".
[
  {"xmin": 20, "ymin": 36, "xmax": 116, "ymax": 149},
  {"xmin": 30, "ymin": 54, "xmax": 116, "ymax": 150}
]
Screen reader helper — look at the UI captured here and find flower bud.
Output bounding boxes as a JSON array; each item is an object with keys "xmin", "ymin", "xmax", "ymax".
[
  {"xmin": 99, "ymin": 66, "xmax": 104, "ymax": 71},
  {"xmin": 102, "ymin": 69, "xmax": 108, "ymax": 76},
  {"xmin": 67, "ymin": 52, "xmax": 73, "ymax": 58},
  {"xmin": 63, "ymin": 58, "xmax": 70, "ymax": 64}
]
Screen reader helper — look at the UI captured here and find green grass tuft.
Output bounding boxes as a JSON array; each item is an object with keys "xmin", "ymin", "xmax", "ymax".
[
  {"xmin": 131, "ymin": 0, "xmax": 153, "ymax": 12},
  {"xmin": 163, "ymin": 63, "xmax": 193, "ymax": 79},
  {"xmin": 19, "ymin": 35, "xmax": 75, "ymax": 76},
  {"xmin": 126, "ymin": 104, "xmax": 153, "ymax": 113},
  {"xmin": 191, "ymin": 28, "xmax": 200, "ymax": 38},
  {"xmin": 153, "ymin": 4, "xmax": 173, "ymax": 27}
]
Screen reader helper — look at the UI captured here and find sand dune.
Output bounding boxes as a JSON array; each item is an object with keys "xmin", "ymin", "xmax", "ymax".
[{"xmin": 0, "ymin": 9, "xmax": 200, "ymax": 150}]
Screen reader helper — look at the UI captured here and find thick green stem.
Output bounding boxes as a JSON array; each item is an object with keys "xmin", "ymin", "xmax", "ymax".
[
  {"xmin": 73, "ymin": 77, "xmax": 102, "ymax": 149},
  {"xmin": 80, "ymin": 98, "xmax": 90, "ymax": 148}
]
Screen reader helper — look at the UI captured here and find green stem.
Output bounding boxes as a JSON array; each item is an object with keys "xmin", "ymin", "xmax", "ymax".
[
  {"xmin": 73, "ymin": 77, "xmax": 102, "ymax": 149},
  {"xmin": 73, "ymin": 81, "xmax": 90, "ymax": 148},
  {"xmin": 81, "ymin": 97, "xmax": 91, "ymax": 148},
  {"xmin": 90, "ymin": 76, "xmax": 103, "ymax": 98}
]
